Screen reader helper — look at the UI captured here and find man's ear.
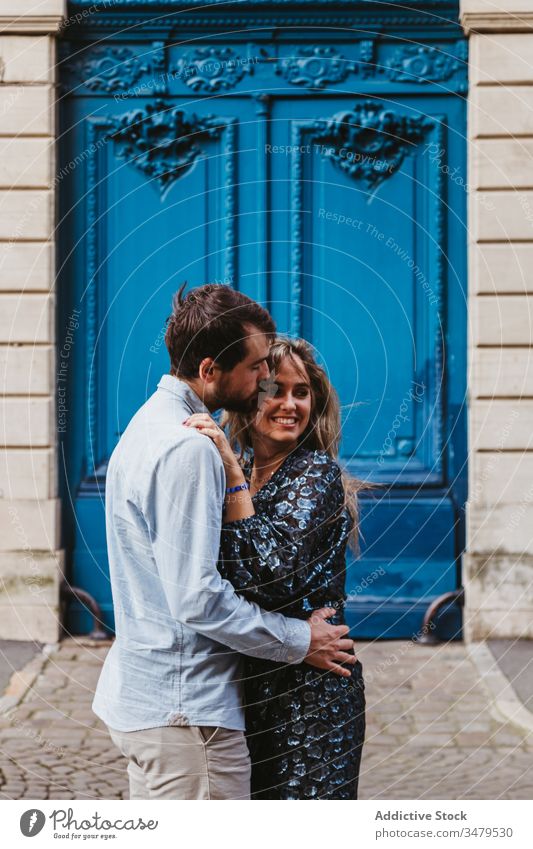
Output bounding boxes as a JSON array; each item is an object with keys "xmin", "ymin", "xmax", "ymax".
[{"xmin": 198, "ymin": 357, "xmax": 217, "ymax": 383}]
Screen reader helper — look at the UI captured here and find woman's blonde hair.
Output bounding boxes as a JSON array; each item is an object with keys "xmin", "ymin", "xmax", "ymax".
[{"xmin": 221, "ymin": 335, "xmax": 373, "ymax": 554}]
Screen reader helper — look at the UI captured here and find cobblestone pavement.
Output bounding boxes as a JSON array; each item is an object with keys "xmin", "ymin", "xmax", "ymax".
[{"xmin": 0, "ymin": 639, "xmax": 531, "ymax": 800}]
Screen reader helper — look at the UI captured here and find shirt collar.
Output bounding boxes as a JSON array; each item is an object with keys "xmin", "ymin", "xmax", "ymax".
[{"xmin": 157, "ymin": 374, "xmax": 211, "ymax": 416}]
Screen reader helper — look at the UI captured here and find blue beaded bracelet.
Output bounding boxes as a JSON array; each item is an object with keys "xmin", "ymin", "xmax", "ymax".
[{"xmin": 225, "ymin": 482, "xmax": 250, "ymax": 494}]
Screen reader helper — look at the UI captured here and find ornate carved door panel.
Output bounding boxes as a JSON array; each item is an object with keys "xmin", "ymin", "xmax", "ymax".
[{"xmin": 59, "ymin": 1, "xmax": 467, "ymax": 637}]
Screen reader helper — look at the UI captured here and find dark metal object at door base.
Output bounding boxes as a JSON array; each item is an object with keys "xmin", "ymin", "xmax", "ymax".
[
  {"xmin": 417, "ymin": 588, "xmax": 465, "ymax": 644},
  {"xmin": 60, "ymin": 581, "xmax": 109, "ymax": 641}
]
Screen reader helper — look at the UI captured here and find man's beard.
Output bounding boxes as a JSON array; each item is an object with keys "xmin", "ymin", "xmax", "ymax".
[
  {"xmin": 212, "ymin": 383, "xmax": 259, "ymax": 414},
  {"xmin": 220, "ymin": 393, "xmax": 259, "ymax": 414}
]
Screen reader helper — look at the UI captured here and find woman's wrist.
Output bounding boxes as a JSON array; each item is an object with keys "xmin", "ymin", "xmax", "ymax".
[{"xmin": 225, "ymin": 464, "xmax": 246, "ymax": 488}]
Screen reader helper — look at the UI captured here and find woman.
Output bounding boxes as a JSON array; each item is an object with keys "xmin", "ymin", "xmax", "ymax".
[{"xmin": 185, "ymin": 337, "xmax": 367, "ymax": 799}]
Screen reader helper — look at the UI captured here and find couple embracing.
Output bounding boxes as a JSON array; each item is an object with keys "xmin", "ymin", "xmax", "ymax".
[{"xmin": 92, "ymin": 283, "xmax": 366, "ymax": 800}]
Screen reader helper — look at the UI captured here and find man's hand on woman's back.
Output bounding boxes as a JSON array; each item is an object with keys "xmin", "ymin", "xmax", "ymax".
[{"xmin": 305, "ymin": 607, "xmax": 357, "ymax": 678}]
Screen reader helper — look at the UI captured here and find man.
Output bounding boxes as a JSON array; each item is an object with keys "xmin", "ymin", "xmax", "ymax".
[{"xmin": 92, "ymin": 283, "xmax": 355, "ymax": 800}]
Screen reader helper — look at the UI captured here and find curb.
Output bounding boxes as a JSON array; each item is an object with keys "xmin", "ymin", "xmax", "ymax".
[
  {"xmin": 0, "ymin": 643, "xmax": 58, "ymax": 716},
  {"xmin": 467, "ymin": 641, "xmax": 533, "ymax": 735}
]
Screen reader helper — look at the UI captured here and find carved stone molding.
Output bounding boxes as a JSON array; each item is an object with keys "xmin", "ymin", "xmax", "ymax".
[
  {"xmin": 68, "ymin": 0, "xmax": 456, "ymax": 6},
  {"xmin": 61, "ymin": 0, "xmax": 463, "ymax": 35},
  {"xmin": 358, "ymin": 39, "xmax": 375, "ymax": 79},
  {"xmin": 0, "ymin": 17, "xmax": 65, "ymax": 34},
  {"xmin": 276, "ymin": 46, "xmax": 352, "ymax": 89},
  {"xmin": 274, "ymin": 41, "xmax": 465, "ymax": 90},
  {"xmin": 62, "ymin": 39, "xmax": 465, "ymax": 95},
  {"xmin": 174, "ymin": 46, "xmax": 253, "ymax": 92},
  {"xmin": 461, "ymin": 11, "xmax": 533, "ymax": 33},
  {"xmin": 0, "ymin": 0, "xmax": 65, "ymax": 32},
  {"xmin": 385, "ymin": 45, "xmax": 464, "ymax": 83},
  {"xmin": 106, "ymin": 99, "xmax": 225, "ymax": 196},
  {"xmin": 63, "ymin": 46, "xmax": 150, "ymax": 94},
  {"xmin": 313, "ymin": 101, "xmax": 434, "ymax": 188},
  {"xmin": 150, "ymin": 41, "xmax": 167, "ymax": 93}
]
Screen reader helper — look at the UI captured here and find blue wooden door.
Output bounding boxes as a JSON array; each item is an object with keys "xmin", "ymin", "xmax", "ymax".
[{"xmin": 59, "ymin": 2, "xmax": 467, "ymax": 638}]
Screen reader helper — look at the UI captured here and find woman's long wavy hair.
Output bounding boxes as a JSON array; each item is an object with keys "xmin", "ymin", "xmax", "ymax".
[{"xmin": 221, "ymin": 336, "xmax": 374, "ymax": 555}]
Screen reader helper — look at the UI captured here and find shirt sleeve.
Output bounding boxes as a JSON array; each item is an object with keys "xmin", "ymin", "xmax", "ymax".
[
  {"xmin": 218, "ymin": 451, "xmax": 352, "ymax": 611},
  {"xmin": 146, "ymin": 436, "xmax": 310, "ymax": 664}
]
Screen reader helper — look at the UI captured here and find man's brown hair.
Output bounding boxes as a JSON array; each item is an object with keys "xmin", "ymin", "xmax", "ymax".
[{"xmin": 164, "ymin": 283, "xmax": 276, "ymax": 379}]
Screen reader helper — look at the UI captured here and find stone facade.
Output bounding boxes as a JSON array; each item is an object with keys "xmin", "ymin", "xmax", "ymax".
[
  {"xmin": 0, "ymin": 1, "xmax": 65, "ymax": 641},
  {"xmin": 462, "ymin": 0, "xmax": 533, "ymax": 639},
  {"xmin": 0, "ymin": 0, "xmax": 531, "ymax": 641}
]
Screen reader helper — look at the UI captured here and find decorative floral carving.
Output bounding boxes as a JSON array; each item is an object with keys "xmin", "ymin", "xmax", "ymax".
[
  {"xmin": 175, "ymin": 47, "xmax": 252, "ymax": 92},
  {"xmin": 313, "ymin": 101, "xmax": 433, "ymax": 188},
  {"xmin": 385, "ymin": 45, "xmax": 461, "ymax": 83},
  {"xmin": 276, "ymin": 46, "xmax": 351, "ymax": 89},
  {"xmin": 150, "ymin": 41, "xmax": 167, "ymax": 95},
  {"xmin": 357, "ymin": 40, "xmax": 375, "ymax": 79},
  {"xmin": 106, "ymin": 99, "xmax": 224, "ymax": 196},
  {"xmin": 63, "ymin": 46, "xmax": 150, "ymax": 93}
]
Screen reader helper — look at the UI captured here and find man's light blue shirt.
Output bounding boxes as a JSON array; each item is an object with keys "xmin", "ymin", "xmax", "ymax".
[{"xmin": 92, "ymin": 374, "xmax": 311, "ymax": 731}]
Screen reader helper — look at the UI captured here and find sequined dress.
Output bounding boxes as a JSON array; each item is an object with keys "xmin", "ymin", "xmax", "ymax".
[{"xmin": 218, "ymin": 446, "xmax": 366, "ymax": 800}]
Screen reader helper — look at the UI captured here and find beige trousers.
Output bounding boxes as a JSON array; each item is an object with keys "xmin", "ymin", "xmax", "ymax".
[{"xmin": 108, "ymin": 724, "xmax": 251, "ymax": 800}]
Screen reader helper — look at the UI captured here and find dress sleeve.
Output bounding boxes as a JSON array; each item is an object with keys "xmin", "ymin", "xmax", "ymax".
[{"xmin": 218, "ymin": 451, "xmax": 352, "ymax": 611}]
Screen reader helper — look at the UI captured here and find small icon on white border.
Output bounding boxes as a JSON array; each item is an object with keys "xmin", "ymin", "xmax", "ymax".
[{"xmin": 20, "ymin": 809, "xmax": 46, "ymax": 837}]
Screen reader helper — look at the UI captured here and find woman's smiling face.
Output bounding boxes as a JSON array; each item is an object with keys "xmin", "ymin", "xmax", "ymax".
[{"xmin": 252, "ymin": 354, "xmax": 312, "ymax": 446}]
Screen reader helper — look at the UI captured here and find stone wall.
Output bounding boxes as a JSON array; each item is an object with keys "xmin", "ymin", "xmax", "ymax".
[
  {"xmin": 0, "ymin": 1, "xmax": 65, "ymax": 641},
  {"xmin": 462, "ymin": 0, "xmax": 533, "ymax": 639}
]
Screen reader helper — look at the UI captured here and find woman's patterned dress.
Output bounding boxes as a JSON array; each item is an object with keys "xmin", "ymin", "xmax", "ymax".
[{"xmin": 218, "ymin": 445, "xmax": 366, "ymax": 800}]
